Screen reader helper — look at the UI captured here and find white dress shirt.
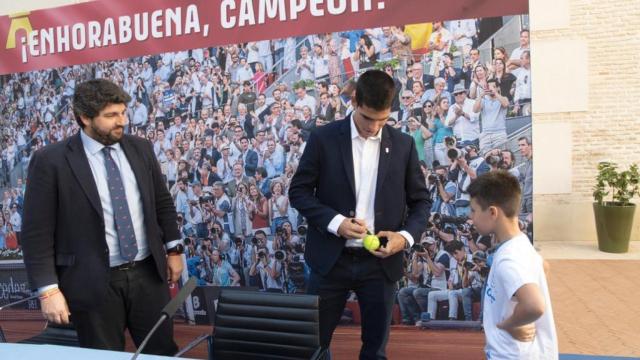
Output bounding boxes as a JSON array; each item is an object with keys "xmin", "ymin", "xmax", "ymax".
[
  {"xmin": 445, "ymin": 98, "xmax": 480, "ymax": 142},
  {"xmin": 327, "ymin": 116, "xmax": 415, "ymax": 248}
]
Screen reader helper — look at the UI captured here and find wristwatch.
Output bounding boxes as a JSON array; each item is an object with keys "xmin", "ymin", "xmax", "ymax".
[{"xmin": 166, "ymin": 244, "xmax": 184, "ymax": 256}]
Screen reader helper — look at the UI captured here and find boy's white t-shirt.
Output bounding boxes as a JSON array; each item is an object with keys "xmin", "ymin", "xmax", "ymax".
[{"xmin": 483, "ymin": 233, "xmax": 558, "ymax": 359}]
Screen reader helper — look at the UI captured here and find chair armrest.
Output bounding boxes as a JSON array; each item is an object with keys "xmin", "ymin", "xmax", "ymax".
[{"xmin": 310, "ymin": 346, "xmax": 328, "ymax": 360}]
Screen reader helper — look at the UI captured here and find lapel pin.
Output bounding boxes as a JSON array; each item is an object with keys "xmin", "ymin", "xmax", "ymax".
[{"xmin": 385, "ymin": 147, "xmax": 389, "ymax": 154}]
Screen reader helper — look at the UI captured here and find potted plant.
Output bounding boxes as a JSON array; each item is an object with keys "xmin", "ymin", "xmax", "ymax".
[{"xmin": 592, "ymin": 162, "xmax": 639, "ymax": 253}]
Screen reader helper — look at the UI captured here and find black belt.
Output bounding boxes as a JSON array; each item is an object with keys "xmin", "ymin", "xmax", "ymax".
[
  {"xmin": 342, "ymin": 246, "xmax": 371, "ymax": 257},
  {"xmin": 110, "ymin": 256, "xmax": 152, "ymax": 271}
]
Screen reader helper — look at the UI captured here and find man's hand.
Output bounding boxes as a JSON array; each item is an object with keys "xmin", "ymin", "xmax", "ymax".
[
  {"xmin": 337, "ymin": 218, "xmax": 368, "ymax": 239},
  {"xmin": 370, "ymin": 231, "xmax": 407, "ymax": 258},
  {"xmin": 497, "ymin": 321, "xmax": 537, "ymax": 342},
  {"xmin": 41, "ymin": 290, "xmax": 71, "ymax": 325},
  {"xmin": 166, "ymin": 255, "xmax": 184, "ymax": 283}
]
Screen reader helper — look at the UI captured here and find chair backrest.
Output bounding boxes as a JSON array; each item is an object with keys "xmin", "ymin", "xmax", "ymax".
[
  {"xmin": 18, "ymin": 323, "xmax": 80, "ymax": 347},
  {"xmin": 213, "ymin": 289, "xmax": 321, "ymax": 360}
]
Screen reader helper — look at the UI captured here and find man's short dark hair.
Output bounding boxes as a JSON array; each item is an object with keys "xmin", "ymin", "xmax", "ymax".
[
  {"xmin": 487, "ymin": 78, "xmax": 499, "ymax": 87},
  {"xmin": 467, "ymin": 171, "xmax": 521, "ymax": 218},
  {"xmin": 520, "ymin": 28, "xmax": 530, "ymax": 35},
  {"xmin": 240, "ymin": 136, "xmax": 249, "ymax": 142},
  {"xmin": 355, "ymin": 70, "xmax": 395, "ymax": 111},
  {"xmin": 518, "ymin": 136, "xmax": 531, "ymax": 146},
  {"xmin": 256, "ymin": 167, "xmax": 268, "ymax": 178},
  {"xmin": 444, "ymin": 240, "xmax": 464, "ymax": 254},
  {"xmin": 73, "ymin": 79, "xmax": 131, "ymax": 128}
]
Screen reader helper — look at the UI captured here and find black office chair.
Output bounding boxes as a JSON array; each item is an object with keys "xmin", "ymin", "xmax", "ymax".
[
  {"xmin": 18, "ymin": 322, "xmax": 80, "ymax": 347},
  {"xmin": 206, "ymin": 289, "xmax": 326, "ymax": 360}
]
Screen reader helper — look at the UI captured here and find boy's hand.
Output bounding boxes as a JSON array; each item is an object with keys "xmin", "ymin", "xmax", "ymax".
[{"xmin": 497, "ymin": 321, "xmax": 537, "ymax": 342}]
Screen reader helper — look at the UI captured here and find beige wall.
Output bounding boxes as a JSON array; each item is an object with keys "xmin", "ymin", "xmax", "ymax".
[
  {"xmin": 3, "ymin": 0, "xmax": 639, "ymax": 242},
  {"xmin": 530, "ymin": 0, "xmax": 640, "ymax": 241}
]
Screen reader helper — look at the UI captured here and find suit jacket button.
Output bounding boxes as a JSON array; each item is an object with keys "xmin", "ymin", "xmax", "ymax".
[{"xmin": 349, "ymin": 211, "xmax": 355, "ymax": 217}]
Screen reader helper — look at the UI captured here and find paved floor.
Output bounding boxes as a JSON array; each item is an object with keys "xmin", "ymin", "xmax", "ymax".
[
  {"xmin": 3, "ymin": 246, "xmax": 640, "ymax": 358},
  {"xmin": 547, "ymin": 259, "xmax": 640, "ymax": 357},
  {"xmin": 538, "ymin": 241, "xmax": 640, "ymax": 260}
]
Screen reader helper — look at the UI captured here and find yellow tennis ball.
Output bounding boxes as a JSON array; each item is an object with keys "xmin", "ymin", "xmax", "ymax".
[{"xmin": 363, "ymin": 235, "xmax": 380, "ymax": 251}]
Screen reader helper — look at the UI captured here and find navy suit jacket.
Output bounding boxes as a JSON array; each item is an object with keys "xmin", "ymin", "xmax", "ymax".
[
  {"xmin": 243, "ymin": 149, "xmax": 259, "ymax": 177},
  {"xmin": 289, "ymin": 117, "xmax": 431, "ymax": 282}
]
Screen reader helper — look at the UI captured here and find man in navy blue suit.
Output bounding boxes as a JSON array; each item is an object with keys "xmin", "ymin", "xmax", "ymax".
[{"xmin": 289, "ymin": 70, "xmax": 430, "ymax": 360}]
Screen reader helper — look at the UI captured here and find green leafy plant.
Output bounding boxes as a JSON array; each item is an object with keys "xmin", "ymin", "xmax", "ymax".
[{"xmin": 593, "ymin": 162, "xmax": 640, "ymax": 206}]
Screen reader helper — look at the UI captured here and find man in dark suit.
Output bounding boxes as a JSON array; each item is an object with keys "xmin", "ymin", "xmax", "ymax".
[
  {"xmin": 406, "ymin": 62, "xmax": 435, "ymax": 91},
  {"xmin": 289, "ymin": 70, "xmax": 430, "ymax": 360},
  {"xmin": 21, "ymin": 79, "xmax": 183, "ymax": 355},
  {"xmin": 195, "ymin": 161, "xmax": 221, "ymax": 187},
  {"xmin": 238, "ymin": 136, "xmax": 259, "ymax": 177}
]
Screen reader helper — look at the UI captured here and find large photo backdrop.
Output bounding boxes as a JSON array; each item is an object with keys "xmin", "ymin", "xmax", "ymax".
[{"xmin": 0, "ymin": 0, "xmax": 531, "ymax": 325}]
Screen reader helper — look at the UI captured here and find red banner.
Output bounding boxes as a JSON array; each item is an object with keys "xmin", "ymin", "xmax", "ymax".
[{"xmin": 0, "ymin": 0, "xmax": 527, "ymax": 75}]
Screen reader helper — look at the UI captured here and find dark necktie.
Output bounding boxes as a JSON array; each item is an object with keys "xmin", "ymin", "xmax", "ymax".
[{"xmin": 102, "ymin": 147, "xmax": 138, "ymax": 261}]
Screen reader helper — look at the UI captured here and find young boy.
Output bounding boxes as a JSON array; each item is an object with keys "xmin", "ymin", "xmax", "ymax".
[{"xmin": 468, "ymin": 171, "xmax": 557, "ymax": 359}]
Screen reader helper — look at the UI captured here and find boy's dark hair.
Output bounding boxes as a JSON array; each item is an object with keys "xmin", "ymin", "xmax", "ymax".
[
  {"xmin": 467, "ymin": 171, "xmax": 521, "ymax": 218},
  {"xmin": 355, "ymin": 70, "xmax": 395, "ymax": 111},
  {"xmin": 73, "ymin": 79, "xmax": 131, "ymax": 128},
  {"xmin": 444, "ymin": 240, "xmax": 465, "ymax": 254}
]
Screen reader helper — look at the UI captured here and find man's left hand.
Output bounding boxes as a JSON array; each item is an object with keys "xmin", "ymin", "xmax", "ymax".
[
  {"xmin": 166, "ymin": 255, "xmax": 184, "ymax": 283},
  {"xmin": 370, "ymin": 231, "xmax": 407, "ymax": 258}
]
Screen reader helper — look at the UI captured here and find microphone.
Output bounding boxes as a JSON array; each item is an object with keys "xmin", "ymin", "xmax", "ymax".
[
  {"xmin": 1, "ymin": 294, "xmax": 39, "ymax": 343},
  {"xmin": 0, "ymin": 294, "xmax": 39, "ymax": 311},
  {"xmin": 130, "ymin": 277, "xmax": 197, "ymax": 360}
]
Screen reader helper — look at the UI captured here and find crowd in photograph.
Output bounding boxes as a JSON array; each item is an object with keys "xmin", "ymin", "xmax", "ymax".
[{"xmin": 0, "ymin": 18, "xmax": 532, "ymax": 323}]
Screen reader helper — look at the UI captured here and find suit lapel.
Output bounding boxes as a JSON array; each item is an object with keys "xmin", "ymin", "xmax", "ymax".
[
  {"xmin": 375, "ymin": 126, "xmax": 392, "ymax": 198},
  {"xmin": 65, "ymin": 133, "xmax": 103, "ymax": 219},
  {"xmin": 339, "ymin": 117, "xmax": 356, "ymax": 198}
]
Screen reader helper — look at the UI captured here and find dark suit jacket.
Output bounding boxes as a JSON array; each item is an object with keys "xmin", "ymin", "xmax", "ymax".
[
  {"xmin": 243, "ymin": 149, "xmax": 259, "ymax": 177},
  {"xmin": 407, "ymin": 74, "xmax": 436, "ymax": 92},
  {"xmin": 195, "ymin": 171, "xmax": 222, "ymax": 187},
  {"xmin": 317, "ymin": 104, "xmax": 336, "ymax": 123},
  {"xmin": 289, "ymin": 117, "xmax": 430, "ymax": 282},
  {"xmin": 21, "ymin": 133, "xmax": 181, "ymax": 311}
]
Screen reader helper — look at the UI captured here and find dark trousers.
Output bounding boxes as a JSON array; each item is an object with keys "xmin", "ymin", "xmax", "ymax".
[
  {"xmin": 70, "ymin": 256, "xmax": 178, "ymax": 355},
  {"xmin": 307, "ymin": 248, "xmax": 396, "ymax": 360}
]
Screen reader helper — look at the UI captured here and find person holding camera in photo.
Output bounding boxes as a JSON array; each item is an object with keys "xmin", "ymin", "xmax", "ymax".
[
  {"xmin": 424, "ymin": 240, "xmax": 470, "ymax": 321},
  {"xmin": 473, "ymin": 79, "xmax": 509, "ymax": 155},
  {"xmin": 186, "ymin": 198, "xmax": 206, "ymax": 239},
  {"xmin": 447, "ymin": 242, "xmax": 479, "ymax": 322},
  {"xmin": 467, "ymin": 250, "xmax": 489, "ymax": 321},
  {"xmin": 428, "ymin": 165, "xmax": 458, "ymax": 217},
  {"xmin": 250, "ymin": 246, "xmax": 284, "ymax": 292},
  {"xmin": 409, "ymin": 236, "xmax": 450, "ymax": 326},
  {"xmin": 208, "ymin": 248, "xmax": 241, "ymax": 286},
  {"xmin": 397, "ymin": 246, "xmax": 423, "ymax": 325},
  {"xmin": 448, "ymin": 145, "xmax": 490, "ymax": 217},
  {"xmin": 211, "ymin": 181, "xmax": 234, "ymax": 235}
]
